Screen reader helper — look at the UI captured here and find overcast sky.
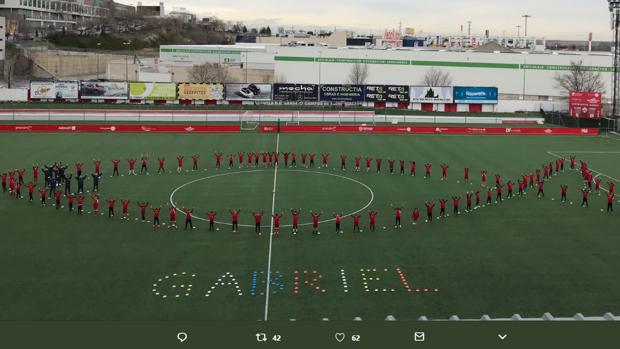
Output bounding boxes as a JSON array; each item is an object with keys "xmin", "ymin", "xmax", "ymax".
[{"xmin": 123, "ymin": 0, "xmax": 614, "ymax": 40}]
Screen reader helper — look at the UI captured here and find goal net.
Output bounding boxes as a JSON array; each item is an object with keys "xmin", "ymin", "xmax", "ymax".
[
  {"xmin": 240, "ymin": 114, "xmax": 260, "ymax": 131},
  {"xmin": 286, "ymin": 111, "xmax": 301, "ymax": 126}
]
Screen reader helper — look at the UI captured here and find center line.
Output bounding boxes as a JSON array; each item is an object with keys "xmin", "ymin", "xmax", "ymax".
[{"xmin": 264, "ymin": 132, "xmax": 280, "ymax": 321}]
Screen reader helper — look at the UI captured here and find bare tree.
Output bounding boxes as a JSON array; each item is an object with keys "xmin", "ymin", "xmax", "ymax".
[
  {"xmin": 348, "ymin": 63, "xmax": 369, "ymax": 85},
  {"xmin": 189, "ymin": 62, "xmax": 230, "ymax": 83},
  {"xmin": 554, "ymin": 60, "xmax": 605, "ymax": 94},
  {"xmin": 422, "ymin": 68, "xmax": 453, "ymax": 86}
]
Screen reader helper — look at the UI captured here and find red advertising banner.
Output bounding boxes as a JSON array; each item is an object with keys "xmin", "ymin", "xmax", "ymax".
[
  {"xmin": 569, "ymin": 91, "xmax": 602, "ymax": 119},
  {"xmin": 260, "ymin": 125, "xmax": 599, "ymax": 136},
  {"xmin": 0, "ymin": 124, "xmax": 240, "ymax": 133}
]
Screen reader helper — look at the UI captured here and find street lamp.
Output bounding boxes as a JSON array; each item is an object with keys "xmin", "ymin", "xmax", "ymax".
[
  {"xmin": 123, "ymin": 41, "xmax": 131, "ymax": 81},
  {"xmin": 96, "ymin": 42, "xmax": 101, "ymax": 80},
  {"xmin": 609, "ymin": 0, "xmax": 620, "ymax": 121},
  {"xmin": 522, "ymin": 15, "xmax": 531, "ymax": 37}
]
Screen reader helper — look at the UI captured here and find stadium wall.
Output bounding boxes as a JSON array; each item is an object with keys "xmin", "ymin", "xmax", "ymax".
[{"xmin": 0, "ymin": 88, "xmax": 28, "ymax": 102}]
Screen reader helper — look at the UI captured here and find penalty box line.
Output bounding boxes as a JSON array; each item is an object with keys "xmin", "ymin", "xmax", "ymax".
[
  {"xmin": 546, "ymin": 151, "xmax": 620, "ymax": 193},
  {"xmin": 264, "ymin": 132, "xmax": 280, "ymax": 321}
]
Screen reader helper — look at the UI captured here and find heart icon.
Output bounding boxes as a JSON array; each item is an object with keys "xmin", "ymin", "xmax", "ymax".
[{"xmin": 334, "ymin": 333, "xmax": 346, "ymax": 342}]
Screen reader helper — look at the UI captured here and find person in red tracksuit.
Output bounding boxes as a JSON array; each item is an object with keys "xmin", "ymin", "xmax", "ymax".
[
  {"xmin": 214, "ymin": 152, "xmax": 223, "ymax": 169},
  {"xmin": 365, "ymin": 157, "xmax": 372, "ymax": 173},
  {"xmin": 207, "ymin": 210, "xmax": 216, "ymax": 231},
  {"xmin": 140, "ymin": 156, "xmax": 149, "ymax": 175},
  {"xmin": 466, "ymin": 192, "xmax": 473, "ymax": 211},
  {"xmin": 607, "ymin": 192, "xmax": 615, "ymax": 213},
  {"xmin": 33, "ymin": 165, "xmax": 39, "ymax": 183},
  {"xmin": 157, "ymin": 157, "xmax": 166, "ymax": 174},
  {"xmin": 127, "ymin": 159, "xmax": 137, "ymax": 175},
  {"xmin": 272, "ymin": 213, "xmax": 282, "ymax": 236},
  {"xmin": 93, "ymin": 160, "xmax": 102, "ymax": 175},
  {"xmin": 138, "ymin": 202, "xmax": 149, "ymax": 221},
  {"xmin": 352, "ymin": 214, "xmax": 361, "ymax": 232},
  {"xmin": 252, "ymin": 210, "xmax": 264, "ymax": 235},
  {"xmin": 167, "ymin": 205, "xmax": 177, "ymax": 227},
  {"xmin": 537, "ymin": 181, "xmax": 545, "ymax": 198},
  {"xmin": 311, "ymin": 211, "xmax": 323, "ymax": 235},
  {"xmin": 412, "ymin": 208, "xmax": 420, "ymax": 225},
  {"xmin": 77, "ymin": 195, "xmax": 84, "ymax": 214},
  {"xmin": 75, "ymin": 163, "xmax": 84, "ymax": 177},
  {"xmin": 39, "ymin": 188, "xmax": 49, "ymax": 205},
  {"xmin": 68, "ymin": 194, "xmax": 75, "ymax": 212},
  {"xmin": 452, "ymin": 196, "xmax": 461, "ymax": 215},
  {"xmin": 321, "ymin": 153, "xmax": 329, "ymax": 168},
  {"xmin": 55, "ymin": 190, "xmax": 62, "ymax": 209},
  {"xmin": 107, "ymin": 199, "xmax": 115, "ymax": 217},
  {"xmin": 441, "ymin": 163, "xmax": 448, "ymax": 180},
  {"xmin": 410, "ymin": 161, "xmax": 416, "ymax": 176},
  {"xmin": 27, "ymin": 182, "xmax": 36, "ymax": 202},
  {"xmin": 391, "ymin": 205, "xmax": 403, "ymax": 228},
  {"xmin": 122, "ymin": 199, "xmax": 130, "ymax": 220},
  {"xmin": 177, "ymin": 155, "xmax": 184, "ymax": 173},
  {"xmin": 560, "ymin": 185, "xmax": 568, "ymax": 203},
  {"xmin": 425, "ymin": 163, "xmax": 432, "ymax": 179},
  {"xmin": 152, "ymin": 207, "xmax": 161, "ymax": 227},
  {"xmin": 192, "ymin": 155, "xmax": 200, "ymax": 171},
  {"xmin": 481, "ymin": 170, "xmax": 488, "ymax": 187},
  {"xmin": 425, "ymin": 202, "xmax": 435, "ymax": 222},
  {"xmin": 439, "ymin": 199, "xmax": 447, "ymax": 217},
  {"xmin": 112, "ymin": 159, "xmax": 121, "ymax": 176},
  {"xmin": 354, "ymin": 156, "xmax": 361, "ymax": 172},
  {"xmin": 291, "ymin": 209, "xmax": 301, "ymax": 235},
  {"xmin": 464, "ymin": 167, "xmax": 470, "ymax": 182},
  {"xmin": 229, "ymin": 209, "xmax": 241, "ymax": 233},
  {"xmin": 333, "ymin": 212, "xmax": 343, "ymax": 233},
  {"xmin": 91, "ymin": 194, "xmax": 100, "ymax": 214},
  {"xmin": 237, "ymin": 152, "xmax": 245, "ymax": 168},
  {"xmin": 368, "ymin": 211, "xmax": 378, "ymax": 231},
  {"xmin": 183, "ymin": 208, "xmax": 194, "ymax": 230},
  {"xmin": 581, "ymin": 188, "xmax": 590, "ymax": 208}
]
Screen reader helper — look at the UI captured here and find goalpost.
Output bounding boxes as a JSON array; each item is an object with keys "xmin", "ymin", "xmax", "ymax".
[
  {"xmin": 240, "ymin": 113, "xmax": 260, "ymax": 131},
  {"xmin": 286, "ymin": 111, "xmax": 300, "ymax": 126}
]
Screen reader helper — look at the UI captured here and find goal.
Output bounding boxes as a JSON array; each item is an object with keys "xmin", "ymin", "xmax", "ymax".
[
  {"xmin": 286, "ymin": 111, "xmax": 301, "ymax": 126},
  {"xmin": 240, "ymin": 114, "xmax": 260, "ymax": 131}
]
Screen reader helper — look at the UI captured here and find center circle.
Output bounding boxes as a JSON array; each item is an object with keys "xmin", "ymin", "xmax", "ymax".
[{"xmin": 169, "ymin": 169, "xmax": 374, "ymax": 228}]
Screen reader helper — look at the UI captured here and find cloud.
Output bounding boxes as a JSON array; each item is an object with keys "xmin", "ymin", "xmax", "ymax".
[{"xmin": 120, "ymin": 0, "xmax": 613, "ymax": 39}]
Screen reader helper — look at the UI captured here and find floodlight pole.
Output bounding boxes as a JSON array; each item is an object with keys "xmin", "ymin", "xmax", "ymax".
[{"xmin": 522, "ymin": 15, "xmax": 531, "ymax": 37}]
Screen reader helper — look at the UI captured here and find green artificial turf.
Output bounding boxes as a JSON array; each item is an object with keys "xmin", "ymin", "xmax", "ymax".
[{"xmin": 0, "ymin": 132, "xmax": 618, "ymax": 321}]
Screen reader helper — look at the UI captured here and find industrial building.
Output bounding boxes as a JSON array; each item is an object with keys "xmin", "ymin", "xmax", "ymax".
[
  {"xmin": 0, "ymin": 0, "xmax": 111, "ymax": 29},
  {"xmin": 158, "ymin": 44, "xmax": 612, "ymax": 112}
]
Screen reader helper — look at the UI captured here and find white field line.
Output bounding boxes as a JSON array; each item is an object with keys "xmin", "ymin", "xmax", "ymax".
[
  {"xmin": 168, "ymin": 169, "xmax": 374, "ymax": 228},
  {"xmin": 264, "ymin": 132, "xmax": 280, "ymax": 322},
  {"xmin": 546, "ymin": 151, "xmax": 620, "ymax": 194},
  {"xmin": 545, "ymin": 151, "xmax": 620, "ymax": 154}
]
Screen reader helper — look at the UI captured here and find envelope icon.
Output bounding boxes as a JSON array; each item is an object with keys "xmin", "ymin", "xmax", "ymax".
[{"xmin": 414, "ymin": 332, "xmax": 425, "ymax": 342}]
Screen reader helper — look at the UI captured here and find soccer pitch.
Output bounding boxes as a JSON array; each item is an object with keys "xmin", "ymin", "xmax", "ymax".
[{"xmin": 0, "ymin": 131, "xmax": 619, "ymax": 321}]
